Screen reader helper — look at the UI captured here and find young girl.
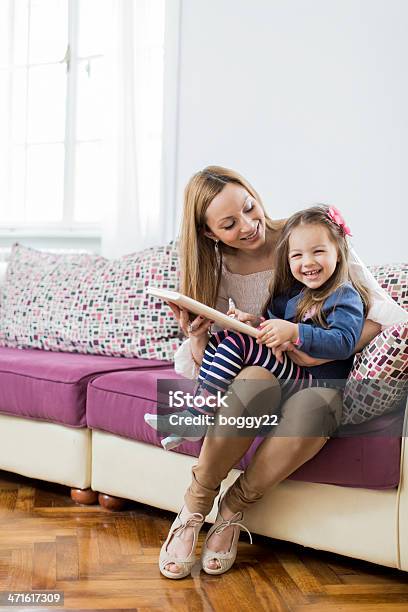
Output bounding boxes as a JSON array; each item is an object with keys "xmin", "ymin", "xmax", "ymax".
[{"xmin": 145, "ymin": 205, "xmax": 370, "ymax": 449}]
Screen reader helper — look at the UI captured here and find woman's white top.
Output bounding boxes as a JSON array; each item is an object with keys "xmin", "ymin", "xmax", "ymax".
[{"xmin": 174, "ymin": 247, "xmax": 407, "ymax": 379}]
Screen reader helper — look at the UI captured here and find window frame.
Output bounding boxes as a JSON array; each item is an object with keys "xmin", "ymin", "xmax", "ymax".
[
  {"xmin": 1, "ymin": 0, "xmax": 179, "ymax": 250},
  {"xmin": 0, "ymin": 0, "xmax": 103, "ymax": 236}
]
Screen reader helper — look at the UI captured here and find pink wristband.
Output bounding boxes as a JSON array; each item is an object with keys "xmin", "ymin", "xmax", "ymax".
[{"xmin": 293, "ymin": 335, "xmax": 301, "ymax": 347}]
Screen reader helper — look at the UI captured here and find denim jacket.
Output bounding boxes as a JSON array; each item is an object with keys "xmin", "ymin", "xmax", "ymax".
[{"xmin": 267, "ymin": 282, "xmax": 365, "ymax": 380}]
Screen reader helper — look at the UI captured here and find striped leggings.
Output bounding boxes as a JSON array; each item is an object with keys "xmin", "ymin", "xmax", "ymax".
[{"xmin": 197, "ymin": 330, "xmax": 319, "ymax": 414}]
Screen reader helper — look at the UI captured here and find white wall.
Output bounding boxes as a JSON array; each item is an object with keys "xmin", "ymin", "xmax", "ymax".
[{"xmin": 174, "ymin": 0, "xmax": 407, "ymax": 264}]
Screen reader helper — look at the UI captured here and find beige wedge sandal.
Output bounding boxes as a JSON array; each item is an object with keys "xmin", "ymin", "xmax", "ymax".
[
  {"xmin": 159, "ymin": 508, "xmax": 205, "ymax": 579},
  {"xmin": 201, "ymin": 492, "xmax": 252, "ymax": 575}
]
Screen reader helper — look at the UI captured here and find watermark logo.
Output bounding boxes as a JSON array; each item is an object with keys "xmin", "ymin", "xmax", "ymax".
[{"xmin": 168, "ymin": 389, "xmax": 231, "ymax": 410}]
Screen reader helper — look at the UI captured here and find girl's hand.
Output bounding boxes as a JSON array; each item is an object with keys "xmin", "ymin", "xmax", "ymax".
[
  {"xmin": 227, "ymin": 307, "xmax": 261, "ymax": 328},
  {"xmin": 257, "ymin": 319, "xmax": 299, "ymax": 348}
]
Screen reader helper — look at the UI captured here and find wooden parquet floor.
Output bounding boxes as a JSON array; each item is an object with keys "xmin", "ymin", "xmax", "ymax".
[{"xmin": 1, "ymin": 470, "xmax": 408, "ymax": 612}]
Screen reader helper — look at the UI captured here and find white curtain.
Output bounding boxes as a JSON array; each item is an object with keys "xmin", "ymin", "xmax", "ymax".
[{"xmin": 101, "ymin": 0, "xmax": 174, "ymax": 258}]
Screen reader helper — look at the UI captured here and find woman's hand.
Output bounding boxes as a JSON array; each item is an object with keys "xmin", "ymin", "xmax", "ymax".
[
  {"xmin": 165, "ymin": 301, "xmax": 212, "ymax": 337},
  {"xmin": 165, "ymin": 301, "xmax": 213, "ymax": 366},
  {"xmin": 286, "ymin": 344, "xmax": 331, "ymax": 367},
  {"xmin": 165, "ymin": 301, "xmax": 190, "ymax": 336},
  {"xmin": 227, "ymin": 307, "xmax": 261, "ymax": 328},
  {"xmin": 354, "ymin": 319, "xmax": 381, "ymax": 353}
]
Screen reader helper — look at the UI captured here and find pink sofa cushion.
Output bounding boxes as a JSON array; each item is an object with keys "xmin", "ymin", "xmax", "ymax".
[
  {"xmin": 0, "ymin": 346, "xmax": 170, "ymax": 427},
  {"xmin": 87, "ymin": 368, "xmax": 404, "ymax": 489}
]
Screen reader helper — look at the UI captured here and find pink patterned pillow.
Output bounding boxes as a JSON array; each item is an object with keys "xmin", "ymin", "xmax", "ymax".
[
  {"xmin": 368, "ymin": 263, "xmax": 408, "ymax": 311},
  {"xmin": 0, "ymin": 243, "xmax": 182, "ymax": 360},
  {"xmin": 342, "ymin": 322, "xmax": 408, "ymax": 425}
]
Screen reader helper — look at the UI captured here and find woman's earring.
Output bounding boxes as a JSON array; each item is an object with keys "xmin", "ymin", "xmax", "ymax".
[{"xmin": 214, "ymin": 239, "xmax": 219, "ymax": 254}]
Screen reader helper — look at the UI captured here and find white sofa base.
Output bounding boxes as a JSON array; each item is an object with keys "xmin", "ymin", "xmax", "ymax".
[
  {"xmin": 0, "ymin": 413, "xmax": 91, "ymax": 489},
  {"xmin": 1, "ymin": 411, "xmax": 406, "ymax": 572},
  {"xmin": 91, "ymin": 429, "xmax": 406, "ymax": 571}
]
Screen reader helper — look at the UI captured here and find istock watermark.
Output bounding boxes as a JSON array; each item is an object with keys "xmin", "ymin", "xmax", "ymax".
[
  {"xmin": 168, "ymin": 389, "xmax": 231, "ymax": 410},
  {"xmin": 166, "ymin": 411, "xmax": 279, "ymax": 430},
  {"xmin": 150, "ymin": 378, "xmax": 407, "ymax": 439},
  {"xmin": 153, "ymin": 379, "xmax": 282, "ymax": 438}
]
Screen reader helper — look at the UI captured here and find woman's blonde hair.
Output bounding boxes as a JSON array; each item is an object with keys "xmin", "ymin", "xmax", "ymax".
[
  {"xmin": 267, "ymin": 205, "xmax": 370, "ymax": 327},
  {"xmin": 179, "ymin": 165, "xmax": 282, "ymax": 307}
]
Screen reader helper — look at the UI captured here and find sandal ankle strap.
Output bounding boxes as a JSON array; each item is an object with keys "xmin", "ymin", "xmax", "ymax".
[
  {"xmin": 213, "ymin": 511, "xmax": 253, "ymax": 545},
  {"xmin": 172, "ymin": 512, "xmax": 205, "ymax": 538}
]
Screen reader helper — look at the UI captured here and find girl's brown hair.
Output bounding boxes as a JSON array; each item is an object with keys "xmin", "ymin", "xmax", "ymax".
[
  {"xmin": 179, "ymin": 165, "xmax": 283, "ymax": 307},
  {"xmin": 267, "ymin": 205, "xmax": 370, "ymax": 327}
]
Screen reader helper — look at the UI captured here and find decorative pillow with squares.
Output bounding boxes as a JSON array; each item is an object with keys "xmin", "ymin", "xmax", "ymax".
[
  {"xmin": 342, "ymin": 322, "xmax": 408, "ymax": 425},
  {"xmin": 368, "ymin": 263, "xmax": 408, "ymax": 311},
  {"xmin": 0, "ymin": 242, "xmax": 182, "ymax": 361},
  {"xmin": 340, "ymin": 263, "xmax": 408, "ymax": 425}
]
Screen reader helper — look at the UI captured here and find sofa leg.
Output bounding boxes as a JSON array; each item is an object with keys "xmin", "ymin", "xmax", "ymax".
[
  {"xmin": 98, "ymin": 492, "xmax": 126, "ymax": 511},
  {"xmin": 70, "ymin": 487, "xmax": 99, "ymax": 505}
]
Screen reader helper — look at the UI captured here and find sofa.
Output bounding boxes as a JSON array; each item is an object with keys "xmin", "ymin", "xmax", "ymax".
[{"xmin": 0, "ymin": 258, "xmax": 407, "ymax": 572}]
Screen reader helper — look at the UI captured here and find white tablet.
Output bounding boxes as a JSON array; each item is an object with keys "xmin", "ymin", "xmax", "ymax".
[{"xmin": 147, "ymin": 286, "xmax": 260, "ymax": 339}]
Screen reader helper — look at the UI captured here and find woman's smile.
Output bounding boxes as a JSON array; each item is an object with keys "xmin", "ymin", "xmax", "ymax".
[{"xmin": 240, "ymin": 221, "xmax": 260, "ymax": 242}]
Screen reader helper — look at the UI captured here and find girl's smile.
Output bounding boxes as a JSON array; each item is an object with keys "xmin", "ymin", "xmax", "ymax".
[
  {"xmin": 288, "ymin": 224, "xmax": 339, "ymax": 289},
  {"xmin": 302, "ymin": 268, "xmax": 322, "ymax": 279}
]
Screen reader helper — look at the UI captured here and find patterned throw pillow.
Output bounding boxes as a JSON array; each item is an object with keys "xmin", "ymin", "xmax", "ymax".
[
  {"xmin": 342, "ymin": 322, "xmax": 408, "ymax": 425},
  {"xmin": 0, "ymin": 243, "xmax": 182, "ymax": 361},
  {"xmin": 368, "ymin": 263, "xmax": 408, "ymax": 311}
]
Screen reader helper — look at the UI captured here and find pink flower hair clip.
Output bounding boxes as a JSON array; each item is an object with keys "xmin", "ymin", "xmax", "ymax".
[{"xmin": 327, "ymin": 205, "xmax": 352, "ymax": 237}]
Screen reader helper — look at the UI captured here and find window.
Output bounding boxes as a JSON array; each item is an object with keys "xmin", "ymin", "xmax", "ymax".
[
  {"xmin": 0, "ymin": 0, "xmax": 109, "ymax": 231},
  {"xmin": 0, "ymin": 0, "xmax": 166, "ymax": 235}
]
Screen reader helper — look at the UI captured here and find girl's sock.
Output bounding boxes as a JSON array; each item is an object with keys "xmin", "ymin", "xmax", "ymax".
[
  {"xmin": 144, "ymin": 379, "xmax": 221, "ymax": 448},
  {"xmin": 160, "ymin": 434, "xmax": 202, "ymax": 451},
  {"xmin": 144, "ymin": 409, "xmax": 208, "ymax": 438}
]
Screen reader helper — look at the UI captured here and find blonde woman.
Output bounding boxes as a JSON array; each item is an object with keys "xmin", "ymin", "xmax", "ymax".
[{"xmin": 159, "ymin": 166, "xmax": 407, "ymax": 579}]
